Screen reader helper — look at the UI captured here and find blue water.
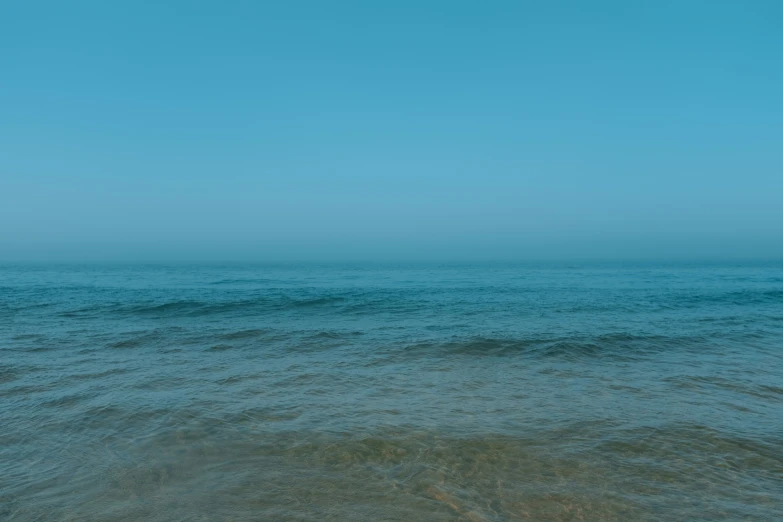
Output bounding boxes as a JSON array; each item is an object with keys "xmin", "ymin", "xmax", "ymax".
[{"xmin": 1, "ymin": 262, "xmax": 782, "ymax": 520}]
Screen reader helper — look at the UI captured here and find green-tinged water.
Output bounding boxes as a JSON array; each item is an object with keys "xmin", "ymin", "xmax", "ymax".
[{"xmin": 1, "ymin": 263, "xmax": 782, "ymax": 520}]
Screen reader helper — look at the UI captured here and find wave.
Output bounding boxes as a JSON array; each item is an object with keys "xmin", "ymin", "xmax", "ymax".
[
  {"xmin": 668, "ymin": 289, "xmax": 783, "ymax": 308},
  {"xmin": 664, "ymin": 375, "xmax": 783, "ymax": 401},
  {"xmin": 106, "ymin": 331, "xmax": 164, "ymax": 349},
  {"xmin": 59, "ymin": 295, "xmax": 351, "ymax": 319},
  {"xmin": 401, "ymin": 333, "xmax": 707, "ymax": 360},
  {"xmin": 205, "ymin": 344, "xmax": 233, "ymax": 352},
  {"xmin": 208, "ymin": 278, "xmax": 275, "ymax": 285},
  {"xmin": 0, "ymin": 365, "xmax": 18, "ymax": 384},
  {"xmin": 219, "ymin": 328, "xmax": 274, "ymax": 341}
]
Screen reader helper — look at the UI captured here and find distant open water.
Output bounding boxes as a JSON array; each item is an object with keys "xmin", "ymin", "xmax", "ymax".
[{"xmin": 1, "ymin": 263, "xmax": 782, "ymax": 521}]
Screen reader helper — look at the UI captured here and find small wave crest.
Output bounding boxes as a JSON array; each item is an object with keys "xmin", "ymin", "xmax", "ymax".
[
  {"xmin": 402, "ymin": 333, "xmax": 704, "ymax": 360},
  {"xmin": 87, "ymin": 295, "xmax": 350, "ymax": 318}
]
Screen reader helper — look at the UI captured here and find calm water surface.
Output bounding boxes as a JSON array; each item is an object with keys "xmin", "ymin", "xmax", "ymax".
[{"xmin": 1, "ymin": 263, "xmax": 782, "ymax": 521}]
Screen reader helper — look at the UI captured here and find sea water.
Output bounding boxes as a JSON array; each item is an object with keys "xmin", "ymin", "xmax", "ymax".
[{"xmin": 1, "ymin": 262, "xmax": 781, "ymax": 520}]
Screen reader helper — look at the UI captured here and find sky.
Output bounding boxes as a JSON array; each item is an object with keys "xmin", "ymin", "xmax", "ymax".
[{"xmin": 1, "ymin": 0, "xmax": 781, "ymax": 261}]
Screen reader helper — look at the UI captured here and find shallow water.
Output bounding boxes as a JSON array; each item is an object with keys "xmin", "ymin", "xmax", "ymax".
[{"xmin": 1, "ymin": 262, "xmax": 782, "ymax": 521}]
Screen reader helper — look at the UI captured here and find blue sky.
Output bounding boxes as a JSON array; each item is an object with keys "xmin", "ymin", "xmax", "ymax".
[{"xmin": 1, "ymin": 1, "xmax": 781, "ymax": 261}]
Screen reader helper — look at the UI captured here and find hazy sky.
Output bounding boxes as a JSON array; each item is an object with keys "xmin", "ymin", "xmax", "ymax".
[{"xmin": 2, "ymin": 1, "xmax": 781, "ymax": 261}]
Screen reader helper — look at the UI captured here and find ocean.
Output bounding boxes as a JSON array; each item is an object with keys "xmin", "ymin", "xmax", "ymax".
[{"xmin": 1, "ymin": 262, "xmax": 781, "ymax": 521}]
